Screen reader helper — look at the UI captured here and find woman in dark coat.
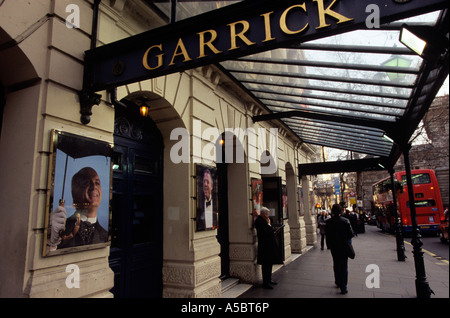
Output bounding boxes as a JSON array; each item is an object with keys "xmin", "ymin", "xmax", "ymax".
[{"xmin": 254, "ymin": 206, "xmax": 278, "ymax": 289}]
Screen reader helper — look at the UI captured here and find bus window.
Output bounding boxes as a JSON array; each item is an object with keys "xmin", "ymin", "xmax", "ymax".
[
  {"xmin": 406, "ymin": 200, "xmax": 436, "ymax": 208},
  {"xmin": 401, "ymin": 173, "xmax": 431, "ymax": 185}
]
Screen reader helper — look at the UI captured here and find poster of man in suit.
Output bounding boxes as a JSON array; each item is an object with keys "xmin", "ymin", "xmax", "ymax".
[
  {"xmin": 196, "ymin": 165, "xmax": 218, "ymax": 231},
  {"xmin": 44, "ymin": 130, "xmax": 112, "ymax": 256}
]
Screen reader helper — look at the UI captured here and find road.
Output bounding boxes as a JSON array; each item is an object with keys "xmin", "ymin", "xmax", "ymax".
[
  {"xmin": 365, "ymin": 224, "xmax": 449, "ymax": 262},
  {"xmin": 414, "ymin": 234, "xmax": 449, "ymax": 261}
]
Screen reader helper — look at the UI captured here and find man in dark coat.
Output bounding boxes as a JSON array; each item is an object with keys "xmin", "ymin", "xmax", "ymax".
[
  {"xmin": 326, "ymin": 204, "xmax": 354, "ymax": 294},
  {"xmin": 255, "ymin": 206, "xmax": 278, "ymax": 289}
]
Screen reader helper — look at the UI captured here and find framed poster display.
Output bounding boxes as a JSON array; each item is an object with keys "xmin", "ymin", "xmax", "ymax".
[
  {"xmin": 43, "ymin": 130, "xmax": 113, "ymax": 256},
  {"xmin": 195, "ymin": 164, "xmax": 218, "ymax": 231},
  {"xmin": 282, "ymin": 184, "xmax": 288, "ymax": 219},
  {"xmin": 251, "ymin": 178, "xmax": 263, "ymax": 223},
  {"xmin": 298, "ymin": 187, "xmax": 304, "ymax": 216}
]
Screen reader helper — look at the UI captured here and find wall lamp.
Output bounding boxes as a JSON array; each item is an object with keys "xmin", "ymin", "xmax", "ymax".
[
  {"xmin": 140, "ymin": 104, "xmax": 150, "ymax": 117},
  {"xmin": 399, "ymin": 24, "xmax": 448, "ymax": 63},
  {"xmin": 138, "ymin": 96, "xmax": 150, "ymax": 117}
]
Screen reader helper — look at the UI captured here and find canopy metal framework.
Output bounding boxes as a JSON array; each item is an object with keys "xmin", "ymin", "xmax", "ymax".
[
  {"xmin": 218, "ymin": 8, "xmax": 449, "ymax": 172},
  {"xmin": 218, "ymin": 4, "xmax": 449, "ymax": 298},
  {"xmin": 83, "ymin": 0, "xmax": 448, "ymax": 174}
]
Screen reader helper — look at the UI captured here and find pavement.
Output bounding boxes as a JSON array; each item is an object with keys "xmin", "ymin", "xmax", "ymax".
[{"xmin": 238, "ymin": 225, "xmax": 449, "ymax": 298}]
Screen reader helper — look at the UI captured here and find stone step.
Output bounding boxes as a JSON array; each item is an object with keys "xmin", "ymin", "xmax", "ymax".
[
  {"xmin": 221, "ymin": 278, "xmax": 239, "ymax": 293},
  {"xmin": 221, "ymin": 278, "xmax": 252, "ymax": 298}
]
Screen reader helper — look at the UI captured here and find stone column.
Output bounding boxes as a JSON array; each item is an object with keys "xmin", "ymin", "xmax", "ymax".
[{"xmin": 302, "ymin": 176, "xmax": 317, "ymax": 245}]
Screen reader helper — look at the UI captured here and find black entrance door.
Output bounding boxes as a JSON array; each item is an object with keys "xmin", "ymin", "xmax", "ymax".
[
  {"xmin": 217, "ymin": 163, "xmax": 230, "ymax": 279},
  {"xmin": 109, "ymin": 109, "xmax": 163, "ymax": 298},
  {"xmin": 262, "ymin": 177, "xmax": 285, "ymax": 264}
]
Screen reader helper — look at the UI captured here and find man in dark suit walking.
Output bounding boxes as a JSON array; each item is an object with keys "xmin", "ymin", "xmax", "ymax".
[{"xmin": 326, "ymin": 204, "xmax": 354, "ymax": 294}]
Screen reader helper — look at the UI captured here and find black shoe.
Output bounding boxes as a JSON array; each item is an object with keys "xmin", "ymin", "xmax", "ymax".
[
  {"xmin": 270, "ymin": 281, "xmax": 277, "ymax": 285},
  {"xmin": 262, "ymin": 284, "xmax": 274, "ymax": 289},
  {"xmin": 340, "ymin": 289, "xmax": 348, "ymax": 294}
]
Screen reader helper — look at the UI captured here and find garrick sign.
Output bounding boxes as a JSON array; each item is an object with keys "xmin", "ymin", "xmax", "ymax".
[
  {"xmin": 142, "ymin": 0, "xmax": 352, "ymax": 71},
  {"xmin": 80, "ymin": 0, "xmax": 447, "ymax": 120}
]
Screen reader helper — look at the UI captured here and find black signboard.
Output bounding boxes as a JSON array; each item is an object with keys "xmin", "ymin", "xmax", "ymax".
[{"xmin": 83, "ymin": 0, "xmax": 447, "ymax": 92}]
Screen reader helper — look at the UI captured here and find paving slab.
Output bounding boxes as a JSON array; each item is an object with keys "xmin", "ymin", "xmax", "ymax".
[{"xmin": 239, "ymin": 225, "xmax": 449, "ymax": 298}]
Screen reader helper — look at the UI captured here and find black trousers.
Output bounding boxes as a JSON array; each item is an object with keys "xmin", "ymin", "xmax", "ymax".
[
  {"xmin": 320, "ymin": 233, "xmax": 326, "ymax": 249},
  {"xmin": 331, "ymin": 250, "xmax": 348, "ymax": 292},
  {"xmin": 261, "ymin": 263, "xmax": 273, "ymax": 286}
]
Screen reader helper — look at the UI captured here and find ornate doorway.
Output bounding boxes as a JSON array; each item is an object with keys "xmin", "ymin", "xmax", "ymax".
[{"xmin": 109, "ymin": 104, "xmax": 164, "ymax": 297}]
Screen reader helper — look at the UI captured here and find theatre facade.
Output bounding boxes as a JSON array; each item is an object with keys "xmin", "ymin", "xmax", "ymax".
[
  {"xmin": 0, "ymin": 0, "xmax": 319, "ymax": 298},
  {"xmin": 2, "ymin": 0, "xmax": 448, "ymax": 299}
]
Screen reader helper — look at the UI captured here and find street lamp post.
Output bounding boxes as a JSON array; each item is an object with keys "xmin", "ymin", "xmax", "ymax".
[
  {"xmin": 380, "ymin": 53, "xmax": 414, "ymax": 263},
  {"xmin": 402, "ymin": 144, "xmax": 434, "ymax": 298},
  {"xmin": 388, "ymin": 169, "xmax": 406, "ymax": 262}
]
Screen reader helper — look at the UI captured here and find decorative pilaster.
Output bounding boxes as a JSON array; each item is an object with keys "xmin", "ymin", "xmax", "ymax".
[
  {"xmin": 162, "ymin": 256, "xmax": 221, "ymax": 298},
  {"xmin": 229, "ymin": 243, "xmax": 259, "ymax": 284},
  {"xmin": 289, "ymin": 217, "xmax": 307, "ymax": 253}
]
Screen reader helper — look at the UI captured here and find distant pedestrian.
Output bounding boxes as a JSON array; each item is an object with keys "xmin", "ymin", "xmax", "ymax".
[
  {"xmin": 318, "ymin": 211, "xmax": 329, "ymax": 250},
  {"xmin": 326, "ymin": 204, "xmax": 355, "ymax": 294},
  {"xmin": 255, "ymin": 206, "xmax": 278, "ymax": 289},
  {"xmin": 349, "ymin": 211, "xmax": 358, "ymax": 236}
]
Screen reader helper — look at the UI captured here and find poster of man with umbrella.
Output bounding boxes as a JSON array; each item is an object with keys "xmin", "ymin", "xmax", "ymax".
[{"xmin": 43, "ymin": 130, "xmax": 113, "ymax": 256}]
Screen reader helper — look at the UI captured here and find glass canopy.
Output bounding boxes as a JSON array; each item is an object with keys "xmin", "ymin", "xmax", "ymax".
[
  {"xmin": 139, "ymin": 2, "xmax": 447, "ymax": 166},
  {"xmin": 219, "ymin": 10, "xmax": 444, "ymax": 159}
]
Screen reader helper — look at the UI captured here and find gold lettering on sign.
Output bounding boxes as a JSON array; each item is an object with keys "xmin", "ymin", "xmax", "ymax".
[
  {"xmin": 143, "ymin": 44, "xmax": 164, "ymax": 70},
  {"xmin": 280, "ymin": 3, "xmax": 309, "ymax": 35},
  {"xmin": 198, "ymin": 29, "xmax": 222, "ymax": 58},
  {"xmin": 228, "ymin": 20, "xmax": 256, "ymax": 51},
  {"xmin": 141, "ymin": 0, "xmax": 355, "ymax": 71},
  {"xmin": 261, "ymin": 11, "xmax": 276, "ymax": 42},
  {"xmin": 313, "ymin": 0, "xmax": 354, "ymax": 30},
  {"xmin": 169, "ymin": 38, "xmax": 192, "ymax": 66}
]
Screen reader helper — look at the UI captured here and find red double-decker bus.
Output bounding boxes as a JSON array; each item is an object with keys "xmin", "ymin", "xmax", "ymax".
[{"xmin": 372, "ymin": 169, "xmax": 444, "ymax": 235}]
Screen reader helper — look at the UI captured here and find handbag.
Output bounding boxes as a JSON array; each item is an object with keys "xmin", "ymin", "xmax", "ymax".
[{"xmin": 346, "ymin": 240, "xmax": 355, "ymax": 259}]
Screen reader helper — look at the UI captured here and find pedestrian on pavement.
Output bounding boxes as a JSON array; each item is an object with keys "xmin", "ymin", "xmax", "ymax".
[
  {"xmin": 326, "ymin": 204, "xmax": 354, "ymax": 294},
  {"xmin": 318, "ymin": 211, "xmax": 329, "ymax": 250},
  {"xmin": 349, "ymin": 210, "xmax": 358, "ymax": 236},
  {"xmin": 255, "ymin": 206, "xmax": 278, "ymax": 289}
]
